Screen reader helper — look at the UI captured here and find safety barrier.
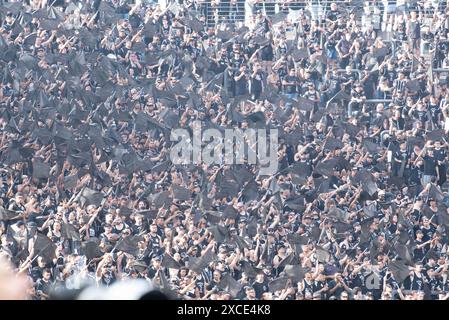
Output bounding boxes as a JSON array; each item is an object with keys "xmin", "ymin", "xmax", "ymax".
[
  {"xmin": 364, "ymin": 99, "xmax": 393, "ymax": 104},
  {"xmin": 199, "ymin": 0, "xmax": 449, "ymax": 28}
]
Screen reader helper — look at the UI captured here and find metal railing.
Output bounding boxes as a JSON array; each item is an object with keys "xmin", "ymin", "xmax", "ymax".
[
  {"xmin": 203, "ymin": 0, "xmax": 246, "ymax": 27},
  {"xmin": 434, "ymin": 68, "xmax": 449, "ymax": 73},
  {"xmin": 364, "ymin": 99, "xmax": 393, "ymax": 104},
  {"xmin": 199, "ymin": 0, "xmax": 449, "ymax": 29},
  {"xmin": 336, "ymin": 69, "xmax": 362, "ymax": 81}
]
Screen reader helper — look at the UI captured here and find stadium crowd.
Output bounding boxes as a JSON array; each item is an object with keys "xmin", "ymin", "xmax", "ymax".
[{"xmin": 2, "ymin": 0, "xmax": 449, "ymax": 300}]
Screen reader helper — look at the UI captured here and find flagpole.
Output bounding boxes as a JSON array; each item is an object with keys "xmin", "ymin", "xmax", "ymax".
[{"xmin": 29, "ymin": 241, "xmax": 53, "ymax": 265}]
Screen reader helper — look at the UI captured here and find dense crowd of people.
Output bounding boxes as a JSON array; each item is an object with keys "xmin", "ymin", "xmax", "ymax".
[{"xmin": 2, "ymin": 0, "xmax": 449, "ymax": 300}]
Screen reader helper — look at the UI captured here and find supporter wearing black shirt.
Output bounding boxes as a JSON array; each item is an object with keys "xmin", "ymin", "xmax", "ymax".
[
  {"xmin": 282, "ymin": 69, "xmax": 300, "ymax": 98},
  {"xmin": 229, "ymin": 52, "xmax": 244, "ymax": 72},
  {"xmin": 225, "ymin": 67, "xmax": 236, "ymax": 97},
  {"xmin": 36, "ymin": 269, "xmax": 53, "ymax": 299},
  {"xmin": 234, "ymin": 65, "xmax": 249, "ymax": 96},
  {"xmin": 98, "ymin": 265, "xmax": 117, "ymax": 287},
  {"xmin": 414, "ymin": 230, "xmax": 427, "ymax": 261},
  {"xmin": 249, "ymin": 63, "xmax": 264, "ymax": 101},
  {"xmin": 327, "ymin": 273, "xmax": 351, "ymax": 299},
  {"xmin": 8, "ymin": 193, "xmax": 26, "ymax": 213},
  {"xmin": 241, "ymin": 285, "xmax": 257, "ymax": 300},
  {"xmin": 433, "ymin": 141, "xmax": 447, "ymax": 186},
  {"xmin": 252, "ymin": 273, "xmax": 269, "ymax": 299},
  {"xmin": 1, "ymin": 12, "xmax": 14, "ymax": 31},
  {"xmin": 393, "ymin": 142, "xmax": 409, "ymax": 177},
  {"xmin": 348, "ymin": 83, "xmax": 366, "ymax": 116},
  {"xmin": 382, "ymin": 61, "xmax": 397, "ymax": 87},
  {"xmin": 340, "ymin": 67, "xmax": 358, "ymax": 93},
  {"xmin": 336, "ymin": 33, "xmax": 352, "ymax": 68},
  {"xmin": 391, "ymin": 109, "xmax": 405, "ymax": 130},
  {"xmin": 428, "ymin": 96, "xmax": 441, "ymax": 124},
  {"xmin": 298, "ymin": 273, "xmax": 315, "ymax": 297},
  {"xmin": 409, "ymin": 102, "xmax": 429, "ymax": 127},
  {"xmin": 326, "ymin": 3, "xmax": 339, "ymax": 23},
  {"xmin": 420, "ymin": 216, "xmax": 436, "ymax": 242},
  {"xmin": 423, "ymin": 149, "xmax": 437, "ymax": 181},
  {"xmin": 276, "ymin": 38, "xmax": 288, "ymax": 59},
  {"xmin": 131, "ymin": 215, "xmax": 148, "ymax": 235},
  {"xmin": 260, "ymin": 42, "xmax": 274, "ymax": 62},
  {"xmin": 405, "ymin": 266, "xmax": 426, "ymax": 291},
  {"xmin": 148, "ymin": 223, "xmax": 162, "ymax": 254},
  {"xmin": 99, "ymin": 224, "xmax": 115, "ymax": 247},
  {"xmin": 408, "ymin": 11, "xmax": 421, "ymax": 51},
  {"xmin": 206, "ymin": 270, "xmax": 222, "ymax": 291},
  {"xmin": 244, "ymin": 42, "xmax": 257, "ymax": 61},
  {"xmin": 147, "ymin": 257, "xmax": 161, "ymax": 279}
]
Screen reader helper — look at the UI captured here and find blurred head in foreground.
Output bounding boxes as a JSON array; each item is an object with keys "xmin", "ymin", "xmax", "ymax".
[{"xmin": 0, "ymin": 255, "xmax": 31, "ymax": 300}]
